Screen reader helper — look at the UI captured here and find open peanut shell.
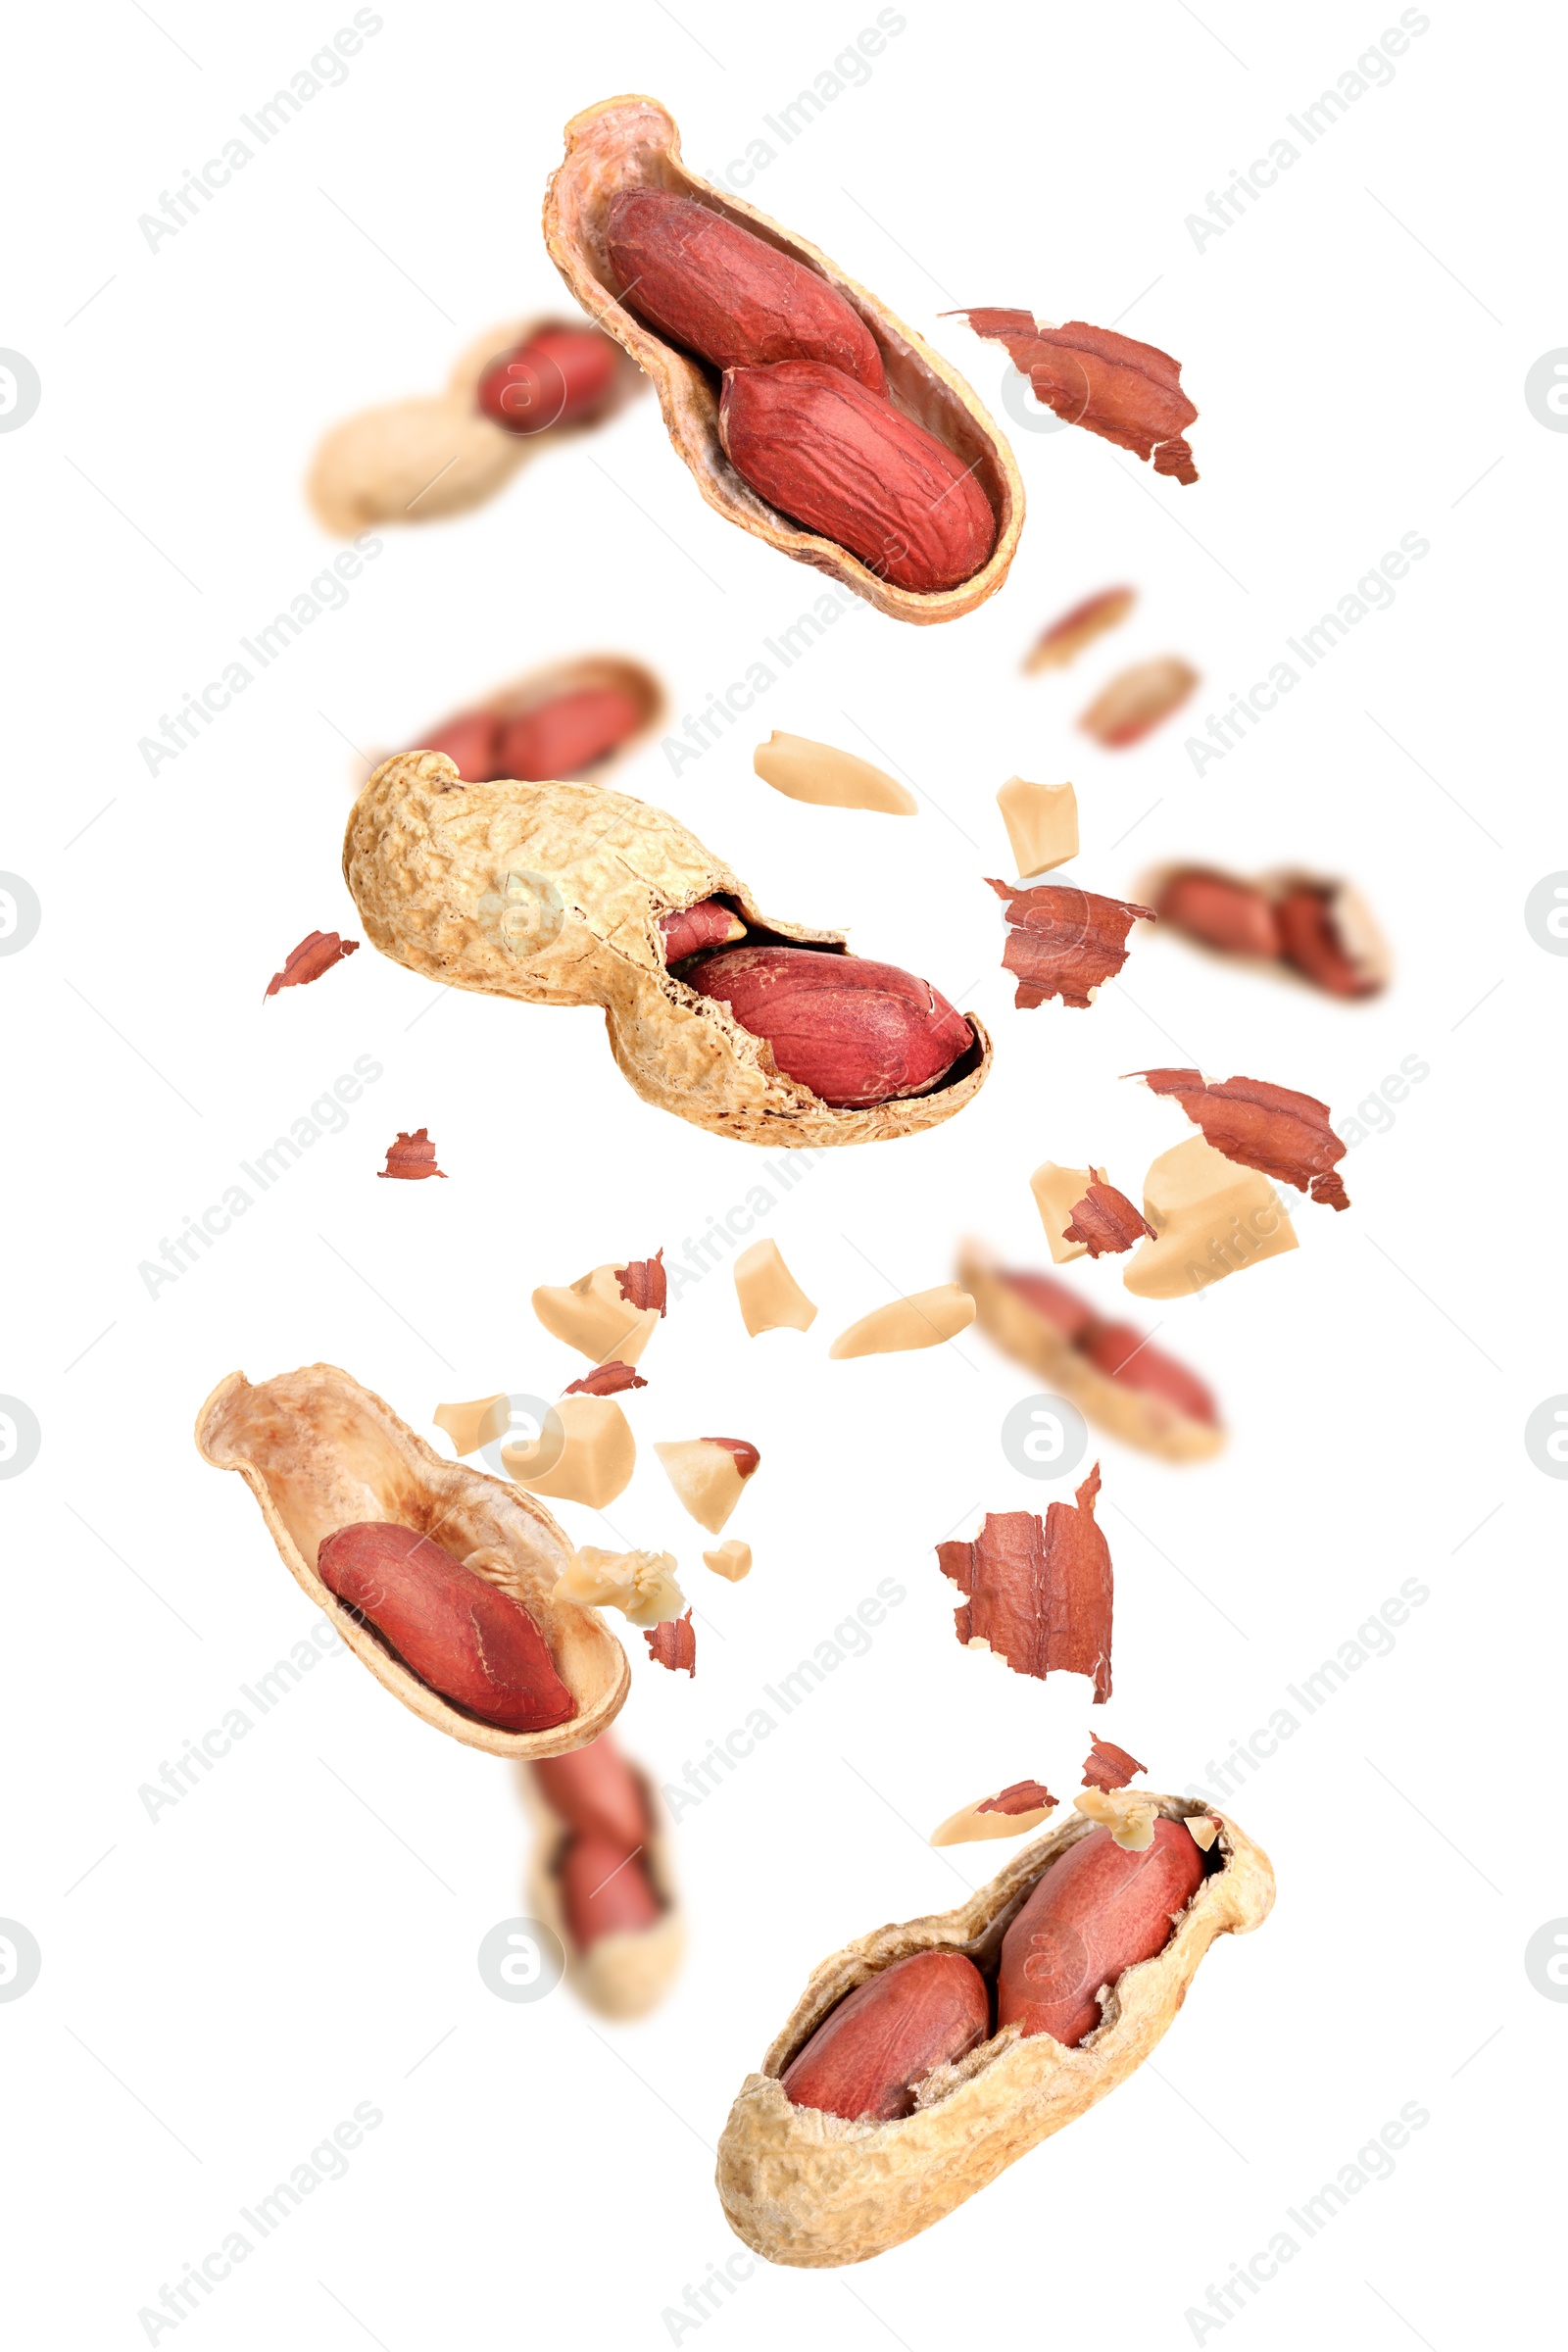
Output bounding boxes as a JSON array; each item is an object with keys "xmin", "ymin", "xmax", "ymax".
[
  {"xmin": 344, "ymin": 753, "xmax": 992, "ymax": 1145},
  {"xmin": 307, "ymin": 314, "xmax": 645, "ymax": 536},
  {"xmin": 717, "ymin": 1795, "xmax": 1272, "ymax": 2267},
  {"xmin": 543, "ymin": 95, "xmax": 1024, "ymax": 624},
  {"xmin": 195, "ymin": 1364, "xmax": 629, "ymax": 1757},
  {"xmin": 519, "ymin": 1760, "xmax": 685, "ymax": 2020},
  {"xmin": 376, "ymin": 653, "xmax": 666, "ymax": 788},
  {"xmin": 959, "ymin": 1243, "xmax": 1224, "ymax": 1464}
]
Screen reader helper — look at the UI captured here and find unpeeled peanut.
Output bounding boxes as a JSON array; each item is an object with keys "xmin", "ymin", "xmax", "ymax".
[
  {"xmin": 781, "ymin": 1951, "xmax": 991, "ymax": 2122},
  {"xmin": 531, "ymin": 1736, "xmax": 650, "ymax": 1849},
  {"xmin": 420, "ymin": 685, "xmax": 645, "ymax": 783},
  {"xmin": 559, "ymin": 1831, "xmax": 662, "ymax": 1947},
  {"xmin": 475, "ymin": 325, "xmax": 621, "ymax": 434},
  {"xmin": 686, "ymin": 943, "xmax": 973, "ymax": 1108},
  {"xmin": 996, "ymin": 1821, "xmax": 1204, "ymax": 2045}
]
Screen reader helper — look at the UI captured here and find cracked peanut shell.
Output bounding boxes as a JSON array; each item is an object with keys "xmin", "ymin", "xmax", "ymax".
[
  {"xmin": 543, "ymin": 95, "xmax": 1023, "ymax": 623},
  {"xmin": 520, "ymin": 1760, "xmax": 685, "ymax": 2020},
  {"xmin": 195, "ymin": 1364, "xmax": 629, "ymax": 1757},
  {"xmin": 716, "ymin": 1795, "xmax": 1272, "ymax": 2266},
  {"xmin": 343, "ymin": 752, "xmax": 991, "ymax": 1145}
]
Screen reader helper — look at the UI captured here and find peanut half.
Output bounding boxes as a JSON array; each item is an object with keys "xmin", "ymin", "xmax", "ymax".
[
  {"xmin": 543, "ymin": 95, "xmax": 1022, "ymax": 623},
  {"xmin": 716, "ymin": 1798, "xmax": 1274, "ymax": 2267}
]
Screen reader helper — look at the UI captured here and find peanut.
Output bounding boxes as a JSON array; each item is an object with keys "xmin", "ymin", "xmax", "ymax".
[
  {"xmin": 718, "ymin": 362, "xmax": 997, "ymax": 593},
  {"xmin": 781, "ymin": 1951, "xmax": 991, "ymax": 2122},
  {"xmin": 1274, "ymin": 884, "xmax": 1379, "ymax": 998},
  {"xmin": 996, "ymin": 1821, "xmax": 1204, "ymax": 2045},
  {"xmin": 531, "ymin": 1736, "xmax": 650, "ymax": 1849},
  {"xmin": 607, "ymin": 190, "xmax": 887, "ymax": 392},
  {"xmin": 661, "ymin": 897, "xmax": 748, "ymax": 963},
  {"xmin": 686, "ymin": 944, "xmax": 974, "ymax": 1108},
  {"xmin": 316, "ymin": 1522, "xmax": 576, "ymax": 1733},
  {"xmin": 559, "ymin": 1831, "xmax": 662, "ymax": 1948},
  {"xmin": 475, "ymin": 325, "xmax": 620, "ymax": 433},
  {"xmin": 1153, "ymin": 868, "xmax": 1282, "ymax": 960}
]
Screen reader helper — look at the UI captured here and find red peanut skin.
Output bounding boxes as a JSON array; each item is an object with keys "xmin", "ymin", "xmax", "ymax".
[
  {"xmin": 661, "ymin": 897, "xmax": 747, "ymax": 963},
  {"xmin": 476, "ymin": 326, "xmax": 619, "ymax": 434},
  {"xmin": 531, "ymin": 1737, "xmax": 650, "ymax": 1850},
  {"xmin": 316, "ymin": 1522, "xmax": 576, "ymax": 1732},
  {"xmin": 1079, "ymin": 1320, "xmax": 1219, "ymax": 1428},
  {"xmin": 607, "ymin": 190, "xmax": 887, "ymax": 393},
  {"xmin": 687, "ymin": 944, "xmax": 973, "ymax": 1108},
  {"xmin": 781, "ymin": 1951, "xmax": 992, "ymax": 2122},
  {"xmin": 1274, "ymin": 887, "xmax": 1378, "ymax": 998},
  {"xmin": 997, "ymin": 1822, "xmax": 1204, "ymax": 2046},
  {"xmin": 1155, "ymin": 870, "xmax": 1282, "ymax": 960},
  {"xmin": 495, "ymin": 686, "xmax": 644, "ymax": 782},
  {"xmin": 719, "ymin": 362, "xmax": 997, "ymax": 593},
  {"xmin": 559, "ymin": 1832, "xmax": 662, "ymax": 1949},
  {"xmin": 419, "ymin": 709, "xmax": 501, "ymax": 781}
]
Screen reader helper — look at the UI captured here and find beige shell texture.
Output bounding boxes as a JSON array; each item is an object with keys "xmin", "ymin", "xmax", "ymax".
[
  {"xmin": 343, "ymin": 753, "xmax": 992, "ymax": 1147},
  {"xmin": 1136, "ymin": 862, "xmax": 1393, "ymax": 996},
  {"xmin": 542, "ymin": 95, "xmax": 1024, "ymax": 625},
  {"xmin": 716, "ymin": 1796, "xmax": 1274, "ymax": 2267},
  {"xmin": 519, "ymin": 1763, "xmax": 686, "ymax": 2020},
  {"xmin": 307, "ymin": 314, "xmax": 645, "ymax": 536},
  {"xmin": 958, "ymin": 1244, "xmax": 1225, "ymax": 1463},
  {"xmin": 195, "ymin": 1364, "xmax": 629, "ymax": 1758},
  {"xmin": 369, "ymin": 653, "xmax": 667, "ymax": 790}
]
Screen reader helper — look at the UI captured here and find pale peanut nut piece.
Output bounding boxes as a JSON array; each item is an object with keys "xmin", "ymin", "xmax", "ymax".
[
  {"xmin": 1078, "ymin": 657, "xmax": 1199, "ymax": 750},
  {"xmin": 1123, "ymin": 1136, "xmax": 1298, "ymax": 1299},
  {"xmin": 433, "ymin": 1393, "xmax": 511, "ymax": 1457},
  {"xmin": 1186, "ymin": 1815, "xmax": 1220, "ymax": 1852},
  {"xmin": 656, "ymin": 1439, "xmax": 758, "ymax": 1534},
  {"xmin": 552, "ymin": 1544, "xmax": 685, "ymax": 1628},
  {"xmin": 505, "ymin": 1395, "xmax": 635, "ymax": 1508},
  {"xmin": 733, "ymin": 1239, "xmax": 817, "ymax": 1335},
  {"xmin": 997, "ymin": 779, "xmax": 1079, "ymax": 879},
  {"xmin": 1030, "ymin": 1161, "xmax": 1106, "ymax": 1265},
  {"xmin": 829, "ymin": 1284, "xmax": 975, "ymax": 1359},
  {"xmin": 704, "ymin": 1539, "xmax": 753, "ymax": 1582},
  {"xmin": 930, "ymin": 1788, "xmax": 1057, "ymax": 1846},
  {"xmin": 753, "ymin": 731, "xmax": 916, "ymax": 816},
  {"xmin": 1074, "ymin": 1787, "xmax": 1157, "ymax": 1851},
  {"xmin": 532, "ymin": 1264, "xmax": 662, "ymax": 1366}
]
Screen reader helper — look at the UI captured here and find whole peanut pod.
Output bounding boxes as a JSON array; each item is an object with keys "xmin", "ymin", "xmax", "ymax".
[
  {"xmin": 997, "ymin": 1821, "xmax": 1204, "ymax": 2045},
  {"xmin": 686, "ymin": 944, "xmax": 973, "ymax": 1108},
  {"xmin": 476, "ymin": 325, "xmax": 621, "ymax": 434},
  {"xmin": 317, "ymin": 1521, "xmax": 576, "ymax": 1733},
  {"xmin": 559, "ymin": 1831, "xmax": 662, "ymax": 1948},
  {"xmin": 606, "ymin": 190, "xmax": 887, "ymax": 392},
  {"xmin": 781, "ymin": 1951, "xmax": 992, "ymax": 2122},
  {"xmin": 531, "ymin": 1736, "xmax": 650, "ymax": 1850},
  {"xmin": 720, "ymin": 362, "xmax": 998, "ymax": 594}
]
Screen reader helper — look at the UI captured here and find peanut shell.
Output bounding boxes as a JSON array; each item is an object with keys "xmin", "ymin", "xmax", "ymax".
[
  {"xmin": 344, "ymin": 753, "xmax": 991, "ymax": 1146},
  {"xmin": 519, "ymin": 1760, "xmax": 685, "ymax": 2020},
  {"xmin": 195, "ymin": 1364, "xmax": 628, "ymax": 1757},
  {"xmin": 542, "ymin": 96, "xmax": 1024, "ymax": 624},
  {"xmin": 716, "ymin": 1795, "xmax": 1273, "ymax": 2267}
]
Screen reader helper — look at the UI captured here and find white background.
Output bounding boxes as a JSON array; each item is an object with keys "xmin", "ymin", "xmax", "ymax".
[{"xmin": 4, "ymin": 2, "xmax": 1563, "ymax": 2345}]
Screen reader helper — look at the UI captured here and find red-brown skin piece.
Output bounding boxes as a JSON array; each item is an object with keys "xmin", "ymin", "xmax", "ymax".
[
  {"xmin": 719, "ymin": 362, "xmax": 997, "ymax": 593},
  {"xmin": 317, "ymin": 1522, "xmax": 576, "ymax": 1732},
  {"xmin": 1154, "ymin": 869, "xmax": 1282, "ymax": 962},
  {"xmin": 988, "ymin": 877, "xmax": 1154, "ymax": 1010},
  {"xmin": 559, "ymin": 1832, "xmax": 662, "ymax": 1949},
  {"xmin": 936, "ymin": 1468, "xmax": 1113, "ymax": 1701},
  {"xmin": 978, "ymin": 1779, "xmax": 1058, "ymax": 1817},
  {"xmin": 701, "ymin": 1437, "xmax": 760, "ymax": 1478},
  {"xmin": 532, "ymin": 1737, "xmax": 651, "ymax": 1849},
  {"xmin": 1274, "ymin": 887, "xmax": 1380, "ymax": 999},
  {"xmin": 660, "ymin": 898, "xmax": 748, "ymax": 963},
  {"xmin": 997, "ymin": 1822, "xmax": 1205, "ymax": 2045},
  {"xmin": 1133, "ymin": 1068, "xmax": 1350, "ymax": 1210},
  {"xmin": 645, "ymin": 1611, "xmax": 695, "ymax": 1675},
  {"xmin": 1080, "ymin": 1737, "xmax": 1147, "ymax": 1793},
  {"xmin": 607, "ymin": 191, "xmax": 887, "ymax": 393},
  {"xmin": 956, "ymin": 310, "xmax": 1199, "ymax": 483},
  {"xmin": 1062, "ymin": 1180, "xmax": 1156, "ymax": 1259},
  {"xmin": 475, "ymin": 326, "xmax": 620, "ymax": 435},
  {"xmin": 562, "ymin": 1360, "xmax": 648, "ymax": 1397},
  {"xmin": 494, "ymin": 686, "xmax": 644, "ymax": 782},
  {"xmin": 265, "ymin": 931, "xmax": 359, "ymax": 1000},
  {"xmin": 687, "ymin": 944, "xmax": 973, "ymax": 1108},
  {"xmin": 1078, "ymin": 1320, "xmax": 1219, "ymax": 1428},
  {"xmin": 616, "ymin": 1252, "xmax": 667, "ymax": 1315},
  {"xmin": 999, "ymin": 1268, "xmax": 1097, "ymax": 1346},
  {"xmin": 418, "ymin": 709, "xmax": 503, "ymax": 782},
  {"xmin": 377, "ymin": 1128, "xmax": 447, "ymax": 1180},
  {"xmin": 781, "ymin": 1951, "xmax": 992, "ymax": 2123}
]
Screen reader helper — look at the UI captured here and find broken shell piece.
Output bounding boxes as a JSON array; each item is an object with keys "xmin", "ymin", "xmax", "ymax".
[
  {"xmin": 704, "ymin": 1539, "xmax": 753, "ymax": 1582},
  {"xmin": 1062, "ymin": 1179, "xmax": 1156, "ymax": 1260},
  {"xmin": 433, "ymin": 1394, "xmax": 511, "ymax": 1456},
  {"xmin": 829, "ymin": 1284, "xmax": 975, "ymax": 1359},
  {"xmin": 532, "ymin": 1264, "xmax": 662, "ymax": 1366},
  {"xmin": 1030, "ymin": 1160, "xmax": 1106, "ymax": 1264},
  {"xmin": 733, "ymin": 1238, "xmax": 817, "ymax": 1336},
  {"xmin": 996, "ymin": 779, "xmax": 1079, "ymax": 880},
  {"xmin": 1123, "ymin": 1137, "xmax": 1298, "ymax": 1300},
  {"xmin": 753, "ymin": 731, "xmax": 917, "ymax": 816},
  {"xmin": 930, "ymin": 1780, "xmax": 1057, "ymax": 1845},
  {"xmin": 378, "ymin": 1128, "xmax": 447, "ymax": 1180},
  {"xmin": 1079, "ymin": 658, "xmax": 1198, "ymax": 749},
  {"xmin": 1186, "ymin": 1815, "xmax": 1220, "ymax": 1852},
  {"xmin": 1082, "ymin": 1737, "xmax": 1146, "ymax": 1792},
  {"xmin": 655, "ymin": 1438, "xmax": 760, "ymax": 1534},
  {"xmin": 645, "ymin": 1610, "xmax": 696, "ymax": 1675},
  {"xmin": 1024, "ymin": 587, "xmax": 1135, "ymax": 673},
  {"xmin": 552, "ymin": 1545, "xmax": 685, "ymax": 1628},
  {"xmin": 505, "ymin": 1394, "xmax": 635, "ymax": 1507},
  {"xmin": 1074, "ymin": 1787, "xmax": 1156, "ymax": 1851}
]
